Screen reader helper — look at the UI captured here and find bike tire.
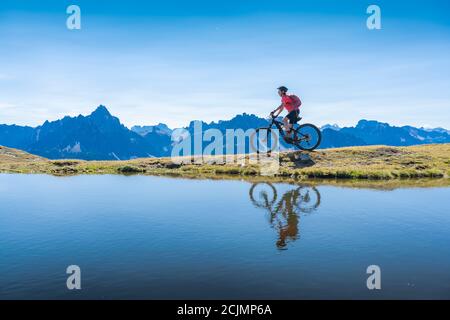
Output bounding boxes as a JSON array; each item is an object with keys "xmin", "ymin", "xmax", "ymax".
[
  {"xmin": 250, "ymin": 128, "xmax": 278, "ymax": 154},
  {"xmin": 293, "ymin": 123, "xmax": 322, "ymax": 151},
  {"xmin": 294, "ymin": 186, "xmax": 321, "ymax": 214},
  {"xmin": 249, "ymin": 183, "xmax": 278, "ymax": 208}
]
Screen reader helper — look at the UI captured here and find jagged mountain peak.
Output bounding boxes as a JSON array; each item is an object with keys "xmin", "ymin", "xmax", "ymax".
[
  {"xmin": 0, "ymin": 105, "xmax": 172, "ymax": 160},
  {"xmin": 131, "ymin": 123, "xmax": 173, "ymax": 137},
  {"xmin": 89, "ymin": 105, "xmax": 114, "ymax": 121},
  {"xmin": 91, "ymin": 105, "xmax": 111, "ymax": 116},
  {"xmin": 321, "ymin": 124, "xmax": 341, "ymax": 131}
]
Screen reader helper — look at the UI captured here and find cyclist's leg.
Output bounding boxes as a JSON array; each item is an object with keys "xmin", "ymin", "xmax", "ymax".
[
  {"xmin": 295, "ymin": 110, "xmax": 300, "ymax": 123},
  {"xmin": 286, "ymin": 111, "xmax": 297, "ymax": 135},
  {"xmin": 283, "ymin": 115, "xmax": 292, "ymax": 135},
  {"xmin": 290, "ymin": 110, "xmax": 300, "ymax": 141}
]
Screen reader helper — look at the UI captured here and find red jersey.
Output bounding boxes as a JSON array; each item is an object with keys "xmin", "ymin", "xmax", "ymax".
[{"xmin": 282, "ymin": 95, "xmax": 296, "ymax": 112}]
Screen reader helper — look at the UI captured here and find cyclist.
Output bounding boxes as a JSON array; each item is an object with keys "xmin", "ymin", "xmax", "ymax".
[{"xmin": 270, "ymin": 86, "xmax": 301, "ymax": 139}]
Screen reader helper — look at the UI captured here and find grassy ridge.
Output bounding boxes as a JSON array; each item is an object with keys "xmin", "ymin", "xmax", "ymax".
[{"xmin": 1, "ymin": 144, "xmax": 449, "ymax": 181}]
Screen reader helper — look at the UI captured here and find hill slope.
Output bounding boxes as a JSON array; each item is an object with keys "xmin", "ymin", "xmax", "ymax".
[{"xmin": 1, "ymin": 144, "xmax": 449, "ymax": 180}]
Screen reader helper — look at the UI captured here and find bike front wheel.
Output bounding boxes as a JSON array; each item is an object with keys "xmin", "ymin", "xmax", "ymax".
[
  {"xmin": 293, "ymin": 124, "xmax": 322, "ymax": 151},
  {"xmin": 250, "ymin": 127, "xmax": 279, "ymax": 154}
]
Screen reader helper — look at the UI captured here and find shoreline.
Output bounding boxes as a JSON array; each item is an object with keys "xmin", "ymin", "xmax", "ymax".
[
  {"xmin": 1, "ymin": 144, "xmax": 449, "ymax": 184},
  {"xmin": 1, "ymin": 171, "xmax": 449, "ymax": 191}
]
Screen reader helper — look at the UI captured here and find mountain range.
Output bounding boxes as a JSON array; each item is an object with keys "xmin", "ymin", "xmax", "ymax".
[{"xmin": 1, "ymin": 105, "xmax": 449, "ymax": 160}]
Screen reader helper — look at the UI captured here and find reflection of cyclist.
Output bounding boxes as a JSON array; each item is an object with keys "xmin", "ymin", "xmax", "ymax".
[
  {"xmin": 249, "ymin": 183, "xmax": 321, "ymax": 250},
  {"xmin": 270, "ymin": 86, "xmax": 302, "ymax": 139},
  {"xmin": 272, "ymin": 189, "xmax": 300, "ymax": 249}
]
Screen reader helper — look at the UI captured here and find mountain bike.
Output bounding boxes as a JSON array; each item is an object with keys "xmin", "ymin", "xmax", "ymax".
[{"xmin": 250, "ymin": 114, "xmax": 322, "ymax": 152}]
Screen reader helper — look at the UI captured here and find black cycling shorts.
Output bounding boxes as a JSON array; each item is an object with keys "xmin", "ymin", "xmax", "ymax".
[{"xmin": 286, "ymin": 110, "xmax": 300, "ymax": 124}]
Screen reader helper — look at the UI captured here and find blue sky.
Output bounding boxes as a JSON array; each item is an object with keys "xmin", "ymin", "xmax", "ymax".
[{"xmin": 1, "ymin": 0, "xmax": 450, "ymax": 128}]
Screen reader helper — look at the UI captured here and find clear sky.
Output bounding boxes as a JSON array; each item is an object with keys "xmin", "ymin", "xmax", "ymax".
[{"xmin": 1, "ymin": 0, "xmax": 450, "ymax": 129}]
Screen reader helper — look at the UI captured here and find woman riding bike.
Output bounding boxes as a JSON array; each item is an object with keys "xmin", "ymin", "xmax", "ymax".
[
  {"xmin": 270, "ymin": 86, "xmax": 301, "ymax": 141},
  {"xmin": 251, "ymin": 86, "xmax": 321, "ymax": 151}
]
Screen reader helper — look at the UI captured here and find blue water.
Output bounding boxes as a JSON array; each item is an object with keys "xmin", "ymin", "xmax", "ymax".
[{"xmin": 0, "ymin": 174, "xmax": 449, "ymax": 299}]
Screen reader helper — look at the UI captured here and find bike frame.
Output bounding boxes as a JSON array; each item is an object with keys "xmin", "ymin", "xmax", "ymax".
[
  {"xmin": 267, "ymin": 117, "xmax": 306, "ymax": 141},
  {"xmin": 254, "ymin": 116, "xmax": 322, "ymax": 152}
]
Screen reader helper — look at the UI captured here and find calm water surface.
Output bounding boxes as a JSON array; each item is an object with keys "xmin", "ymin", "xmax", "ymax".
[{"xmin": 0, "ymin": 174, "xmax": 449, "ymax": 299}]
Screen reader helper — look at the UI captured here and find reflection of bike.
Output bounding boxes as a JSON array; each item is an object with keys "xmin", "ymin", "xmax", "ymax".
[
  {"xmin": 250, "ymin": 115, "xmax": 322, "ymax": 153},
  {"xmin": 249, "ymin": 183, "xmax": 321, "ymax": 249},
  {"xmin": 249, "ymin": 183, "xmax": 321, "ymax": 214}
]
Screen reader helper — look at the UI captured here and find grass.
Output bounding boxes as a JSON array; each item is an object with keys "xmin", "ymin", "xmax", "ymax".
[{"xmin": 1, "ymin": 144, "xmax": 449, "ymax": 183}]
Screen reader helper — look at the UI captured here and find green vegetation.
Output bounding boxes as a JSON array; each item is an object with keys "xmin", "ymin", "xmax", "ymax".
[{"xmin": 1, "ymin": 144, "xmax": 449, "ymax": 184}]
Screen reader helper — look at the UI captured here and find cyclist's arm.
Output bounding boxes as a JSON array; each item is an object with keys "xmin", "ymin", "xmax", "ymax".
[{"xmin": 272, "ymin": 104, "xmax": 284, "ymax": 117}]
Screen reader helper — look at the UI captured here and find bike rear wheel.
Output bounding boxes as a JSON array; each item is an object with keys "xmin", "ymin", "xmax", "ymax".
[{"xmin": 292, "ymin": 123, "xmax": 322, "ymax": 151}]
